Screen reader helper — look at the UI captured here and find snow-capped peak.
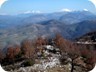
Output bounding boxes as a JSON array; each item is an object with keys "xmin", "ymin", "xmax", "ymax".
[
  {"xmin": 24, "ymin": 10, "xmax": 42, "ymax": 14},
  {"xmin": 83, "ymin": 9, "xmax": 89, "ymax": 11},
  {"xmin": 61, "ymin": 9, "xmax": 72, "ymax": 12}
]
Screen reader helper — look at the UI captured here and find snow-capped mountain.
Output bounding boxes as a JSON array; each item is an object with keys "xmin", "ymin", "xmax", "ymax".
[{"xmin": 0, "ymin": 11, "xmax": 96, "ymax": 49}]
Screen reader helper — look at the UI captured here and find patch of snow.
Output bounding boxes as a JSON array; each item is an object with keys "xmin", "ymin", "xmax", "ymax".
[
  {"xmin": 83, "ymin": 9, "xmax": 88, "ymax": 11},
  {"xmin": 61, "ymin": 9, "xmax": 72, "ymax": 12},
  {"xmin": 24, "ymin": 10, "xmax": 42, "ymax": 14}
]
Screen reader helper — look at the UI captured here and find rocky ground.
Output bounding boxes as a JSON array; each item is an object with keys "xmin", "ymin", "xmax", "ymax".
[{"xmin": 3, "ymin": 45, "xmax": 87, "ymax": 72}]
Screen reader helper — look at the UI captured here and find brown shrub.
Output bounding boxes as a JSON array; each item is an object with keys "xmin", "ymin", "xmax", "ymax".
[{"xmin": 21, "ymin": 39, "xmax": 36, "ymax": 59}]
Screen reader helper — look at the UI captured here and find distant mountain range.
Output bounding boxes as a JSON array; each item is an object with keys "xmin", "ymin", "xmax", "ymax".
[
  {"xmin": 0, "ymin": 11, "xmax": 96, "ymax": 49},
  {"xmin": 0, "ymin": 10, "xmax": 96, "ymax": 27}
]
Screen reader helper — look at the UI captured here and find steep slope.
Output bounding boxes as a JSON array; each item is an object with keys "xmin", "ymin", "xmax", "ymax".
[
  {"xmin": 76, "ymin": 31, "xmax": 96, "ymax": 42},
  {"xmin": 60, "ymin": 11, "xmax": 96, "ymax": 24},
  {"xmin": 71, "ymin": 20, "xmax": 96, "ymax": 39},
  {"xmin": 0, "ymin": 11, "xmax": 96, "ymax": 49},
  {"xmin": 1, "ymin": 19, "xmax": 96, "ymax": 49}
]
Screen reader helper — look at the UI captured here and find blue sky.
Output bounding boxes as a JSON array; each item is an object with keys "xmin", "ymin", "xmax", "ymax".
[{"xmin": 0, "ymin": 0, "xmax": 96, "ymax": 15}]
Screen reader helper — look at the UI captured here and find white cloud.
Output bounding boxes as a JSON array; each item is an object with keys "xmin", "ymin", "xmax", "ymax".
[
  {"xmin": 83, "ymin": 9, "xmax": 88, "ymax": 11},
  {"xmin": 61, "ymin": 8, "xmax": 72, "ymax": 12},
  {"xmin": 0, "ymin": 0, "xmax": 7, "ymax": 8},
  {"xmin": 89, "ymin": 0, "xmax": 96, "ymax": 7},
  {"xmin": 24, "ymin": 10, "xmax": 42, "ymax": 14}
]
